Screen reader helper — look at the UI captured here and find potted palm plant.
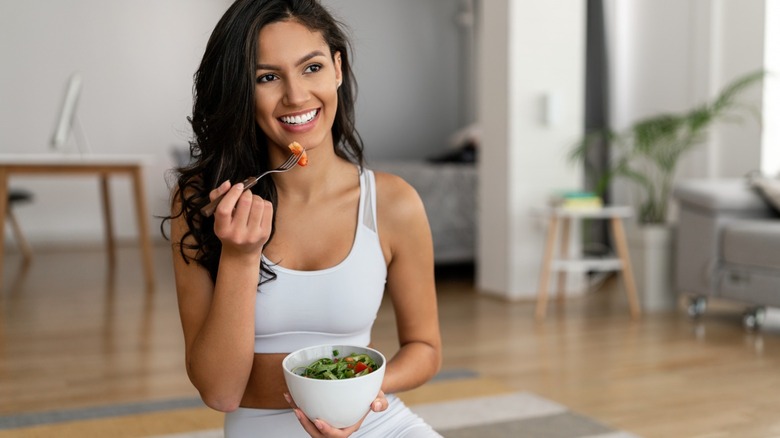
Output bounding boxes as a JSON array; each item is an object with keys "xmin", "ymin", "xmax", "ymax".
[{"xmin": 570, "ymin": 70, "xmax": 766, "ymax": 311}]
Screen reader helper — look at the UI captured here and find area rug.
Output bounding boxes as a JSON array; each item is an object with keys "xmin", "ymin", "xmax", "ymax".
[
  {"xmin": 0, "ymin": 373, "xmax": 640, "ymax": 438},
  {"xmin": 146, "ymin": 393, "xmax": 636, "ymax": 438},
  {"xmin": 409, "ymin": 392, "xmax": 638, "ymax": 438}
]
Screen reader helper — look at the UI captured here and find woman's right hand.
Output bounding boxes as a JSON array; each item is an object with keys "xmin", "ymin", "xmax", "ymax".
[{"xmin": 209, "ymin": 180, "xmax": 273, "ymax": 255}]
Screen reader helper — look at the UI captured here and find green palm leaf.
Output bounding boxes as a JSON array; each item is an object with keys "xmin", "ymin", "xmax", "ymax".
[{"xmin": 570, "ymin": 70, "xmax": 766, "ymax": 224}]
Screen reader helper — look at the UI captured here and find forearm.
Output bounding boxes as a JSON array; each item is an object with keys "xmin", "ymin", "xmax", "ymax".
[
  {"xmin": 187, "ymin": 254, "xmax": 260, "ymax": 410},
  {"xmin": 381, "ymin": 340, "xmax": 442, "ymax": 395}
]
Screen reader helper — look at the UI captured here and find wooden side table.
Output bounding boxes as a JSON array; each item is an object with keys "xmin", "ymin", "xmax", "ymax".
[
  {"xmin": 535, "ymin": 206, "xmax": 641, "ymax": 319},
  {"xmin": 0, "ymin": 154, "xmax": 155, "ymax": 290}
]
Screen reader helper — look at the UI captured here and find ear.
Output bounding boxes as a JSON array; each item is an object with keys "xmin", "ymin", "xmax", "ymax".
[{"xmin": 334, "ymin": 51, "xmax": 343, "ymax": 87}]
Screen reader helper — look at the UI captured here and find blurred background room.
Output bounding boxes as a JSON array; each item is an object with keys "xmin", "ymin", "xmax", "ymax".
[{"xmin": 1, "ymin": 1, "xmax": 780, "ymax": 437}]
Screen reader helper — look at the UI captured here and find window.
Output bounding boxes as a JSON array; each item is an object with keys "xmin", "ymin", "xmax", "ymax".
[{"xmin": 763, "ymin": 0, "xmax": 780, "ymax": 175}]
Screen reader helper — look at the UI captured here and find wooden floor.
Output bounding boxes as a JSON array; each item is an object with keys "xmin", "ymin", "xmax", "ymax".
[{"xmin": 2, "ymin": 243, "xmax": 780, "ymax": 438}]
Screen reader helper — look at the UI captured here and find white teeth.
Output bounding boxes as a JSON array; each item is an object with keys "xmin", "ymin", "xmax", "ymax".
[{"xmin": 281, "ymin": 109, "xmax": 317, "ymax": 125}]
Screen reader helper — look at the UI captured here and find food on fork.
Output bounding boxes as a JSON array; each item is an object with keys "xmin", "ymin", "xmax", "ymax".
[{"xmin": 288, "ymin": 141, "xmax": 308, "ymax": 167}]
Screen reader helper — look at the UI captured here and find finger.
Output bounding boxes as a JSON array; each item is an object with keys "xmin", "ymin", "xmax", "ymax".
[
  {"xmin": 285, "ymin": 394, "xmax": 323, "ymax": 436},
  {"xmin": 312, "ymin": 419, "xmax": 331, "ymax": 434},
  {"xmin": 258, "ymin": 200, "xmax": 273, "ymax": 244},
  {"xmin": 232, "ymin": 188, "xmax": 254, "ymax": 227},
  {"xmin": 291, "ymin": 408, "xmax": 322, "ymax": 436},
  {"xmin": 313, "ymin": 418, "xmax": 356, "ymax": 436},
  {"xmin": 213, "ymin": 182, "xmax": 245, "ymax": 231},
  {"xmin": 316, "ymin": 411, "xmax": 369, "ymax": 436},
  {"xmin": 246, "ymin": 195, "xmax": 266, "ymax": 235},
  {"xmin": 283, "ymin": 393, "xmax": 298, "ymax": 409},
  {"xmin": 371, "ymin": 390, "xmax": 388, "ymax": 412},
  {"xmin": 209, "ymin": 180, "xmax": 231, "ymax": 202}
]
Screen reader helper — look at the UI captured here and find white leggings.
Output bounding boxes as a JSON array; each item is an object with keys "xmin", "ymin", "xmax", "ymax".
[{"xmin": 224, "ymin": 394, "xmax": 442, "ymax": 437}]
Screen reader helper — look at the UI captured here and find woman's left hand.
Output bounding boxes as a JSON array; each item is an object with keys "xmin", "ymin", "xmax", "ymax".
[{"xmin": 284, "ymin": 391, "xmax": 389, "ymax": 437}]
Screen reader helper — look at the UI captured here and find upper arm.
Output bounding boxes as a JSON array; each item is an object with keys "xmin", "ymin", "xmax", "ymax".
[{"xmin": 375, "ymin": 172, "xmax": 441, "ymax": 349}]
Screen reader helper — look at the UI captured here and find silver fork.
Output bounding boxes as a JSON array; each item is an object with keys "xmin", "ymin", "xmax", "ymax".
[{"xmin": 201, "ymin": 151, "xmax": 301, "ymax": 217}]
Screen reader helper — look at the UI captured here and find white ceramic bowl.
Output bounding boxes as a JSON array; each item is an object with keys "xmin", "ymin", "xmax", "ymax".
[{"xmin": 282, "ymin": 344, "xmax": 386, "ymax": 428}]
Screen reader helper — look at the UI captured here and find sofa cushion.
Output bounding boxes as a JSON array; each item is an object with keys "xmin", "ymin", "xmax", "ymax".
[
  {"xmin": 748, "ymin": 172, "xmax": 780, "ymax": 215},
  {"xmin": 719, "ymin": 266, "xmax": 780, "ymax": 308},
  {"xmin": 674, "ymin": 179, "xmax": 770, "ymax": 212},
  {"xmin": 722, "ymin": 219, "xmax": 780, "ymax": 270}
]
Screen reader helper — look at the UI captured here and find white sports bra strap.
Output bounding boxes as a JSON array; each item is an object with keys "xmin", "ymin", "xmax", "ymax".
[{"xmin": 361, "ymin": 169, "xmax": 377, "ymax": 233}]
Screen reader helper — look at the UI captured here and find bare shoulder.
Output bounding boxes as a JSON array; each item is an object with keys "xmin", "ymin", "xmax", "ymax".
[
  {"xmin": 372, "ymin": 169, "xmax": 431, "ymax": 258},
  {"xmin": 373, "ymin": 170, "xmax": 426, "ymax": 221},
  {"xmin": 373, "ymin": 170, "xmax": 415, "ymax": 197}
]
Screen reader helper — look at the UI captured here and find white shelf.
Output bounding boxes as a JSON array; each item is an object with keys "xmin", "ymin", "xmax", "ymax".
[
  {"xmin": 533, "ymin": 205, "xmax": 633, "ymax": 219},
  {"xmin": 551, "ymin": 257, "xmax": 623, "ymax": 272}
]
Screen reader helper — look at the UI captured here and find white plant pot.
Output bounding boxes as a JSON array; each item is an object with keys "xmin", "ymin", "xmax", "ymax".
[{"xmin": 626, "ymin": 224, "xmax": 677, "ymax": 312}]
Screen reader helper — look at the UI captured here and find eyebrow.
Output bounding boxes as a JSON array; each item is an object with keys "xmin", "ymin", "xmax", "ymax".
[{"xmin": 256, "ymin": 50, "xmax": 327, "ymax": 71}]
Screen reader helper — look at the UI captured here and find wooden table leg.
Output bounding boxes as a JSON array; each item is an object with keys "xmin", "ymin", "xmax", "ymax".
[
  {"xmin": 99, "ymin": 173, "xmax": 116, "ymax": 269},
  {"xmin": 536, "ymin": 214, "xmax": 559, "ymax": 320},
  {"xmin": 556, "ymin": 217, "xmax": 570, "ymax": 304},
  {"xmin": 0, "ymin": 170, "xmax": 7, "ymax": 284},
  {"xmin": 7, "ymin": 209, "xmax": 32, "ymax": 264},
  {"xmin": 131, "ymin": 166, "xmax": 155, "ymax": 290},
  {"xmin": 611, "ymin": 217, "xmax": 641, "ymax": 318}
]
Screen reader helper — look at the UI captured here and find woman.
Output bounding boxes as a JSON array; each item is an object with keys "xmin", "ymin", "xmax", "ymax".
[{"xmin": 163, "ymin": 0, "xmax": 443, "ymax": 436}]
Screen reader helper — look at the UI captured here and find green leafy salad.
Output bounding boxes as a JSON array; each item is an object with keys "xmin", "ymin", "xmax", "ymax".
[{"xmin": 295, "ymin": 349, "xmax": 378, "ymax": 380}]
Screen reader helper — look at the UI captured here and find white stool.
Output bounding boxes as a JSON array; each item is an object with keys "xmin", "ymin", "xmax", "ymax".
[{"xmin": 535, "ymin": 206, "xmax": 641, "ymax": 319}]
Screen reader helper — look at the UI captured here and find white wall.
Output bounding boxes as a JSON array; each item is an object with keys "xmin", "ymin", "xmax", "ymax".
[
  {"xmin": 606, "ymin": 0, "xmax": 768, "ymax": 187},
  {"xmin": 0, "ymin": 0, "xmax": 231, "ymax": 245},
  {"xmin": 477, "ymin": 0, "xmax": 585, "ymax": 300},
  {"xmin": 324, "ymin": 0, "xmax": 465, "ymax": 161},
  {"xmin": 711, "ymin": 0, "xmax": 766, "ymax": 178}
]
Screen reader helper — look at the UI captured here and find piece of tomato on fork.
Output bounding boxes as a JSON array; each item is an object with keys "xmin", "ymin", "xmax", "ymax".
[{"xmin": 288, "ymin": 141, "xmax": 308, "ymax": 167}]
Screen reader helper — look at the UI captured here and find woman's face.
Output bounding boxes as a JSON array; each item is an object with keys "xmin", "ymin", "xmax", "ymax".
[{"xmin": 254, "ymin": 20, "xmax": 342, "ymax": 156}]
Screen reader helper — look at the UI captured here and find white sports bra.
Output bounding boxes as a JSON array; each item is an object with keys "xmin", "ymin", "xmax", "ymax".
[{"xmin": 254, "ymin": 169, "xmax": 387, "ymax": 353}]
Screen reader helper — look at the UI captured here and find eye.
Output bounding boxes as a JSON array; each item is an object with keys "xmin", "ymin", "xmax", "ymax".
[
  {"xmin": 304, "ymin": 64, "xmax": 322, "ymax": 74},
  {"xmin": 256, "ymin": 73, "xmax": 277, "ymax": 84}
]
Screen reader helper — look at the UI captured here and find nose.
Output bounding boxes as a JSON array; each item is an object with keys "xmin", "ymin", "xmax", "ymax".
[{"xmin": 282, "ymin": 76, "xmax": 310, "ymax": 107}]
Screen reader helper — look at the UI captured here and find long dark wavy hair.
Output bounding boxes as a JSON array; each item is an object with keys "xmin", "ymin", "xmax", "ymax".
[{"xmin": 162, "ymin": 0, "xmax": 364, "ymax": 283}]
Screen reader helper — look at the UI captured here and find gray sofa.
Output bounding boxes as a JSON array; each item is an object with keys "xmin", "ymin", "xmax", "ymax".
[{"xmin": 674, "ymin": 178, "xmax": 780, "ymax": 329}]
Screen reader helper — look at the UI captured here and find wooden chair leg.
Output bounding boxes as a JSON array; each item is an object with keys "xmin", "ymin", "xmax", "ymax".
[{"xmin": 7, "ymin": 208, "xmax": 32, "ymax": 263}]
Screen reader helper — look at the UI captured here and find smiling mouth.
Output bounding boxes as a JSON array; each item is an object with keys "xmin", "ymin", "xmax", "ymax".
[{"xmin": 279, "ymin": 109, "xmax": 319, "ymax": 125}]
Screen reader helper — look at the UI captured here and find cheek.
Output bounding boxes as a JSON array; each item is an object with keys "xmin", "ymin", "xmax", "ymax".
[
  {"xmin": 254, "ymin": 91, "xmax": 275, "ymax": 125},
  {"xmin": 318, "ymin": 84, "xmax": 339, "ymax": 114}
]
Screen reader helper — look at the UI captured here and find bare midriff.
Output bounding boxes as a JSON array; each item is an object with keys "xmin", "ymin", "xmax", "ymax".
[{"xmin": 239, "ymin": 353, "xmax": 290, "ymax": 409}]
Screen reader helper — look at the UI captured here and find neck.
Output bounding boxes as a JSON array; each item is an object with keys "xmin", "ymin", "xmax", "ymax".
[{"xmin": 273, "ymin": 148, "xmax": 358, "ymax": 202}]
